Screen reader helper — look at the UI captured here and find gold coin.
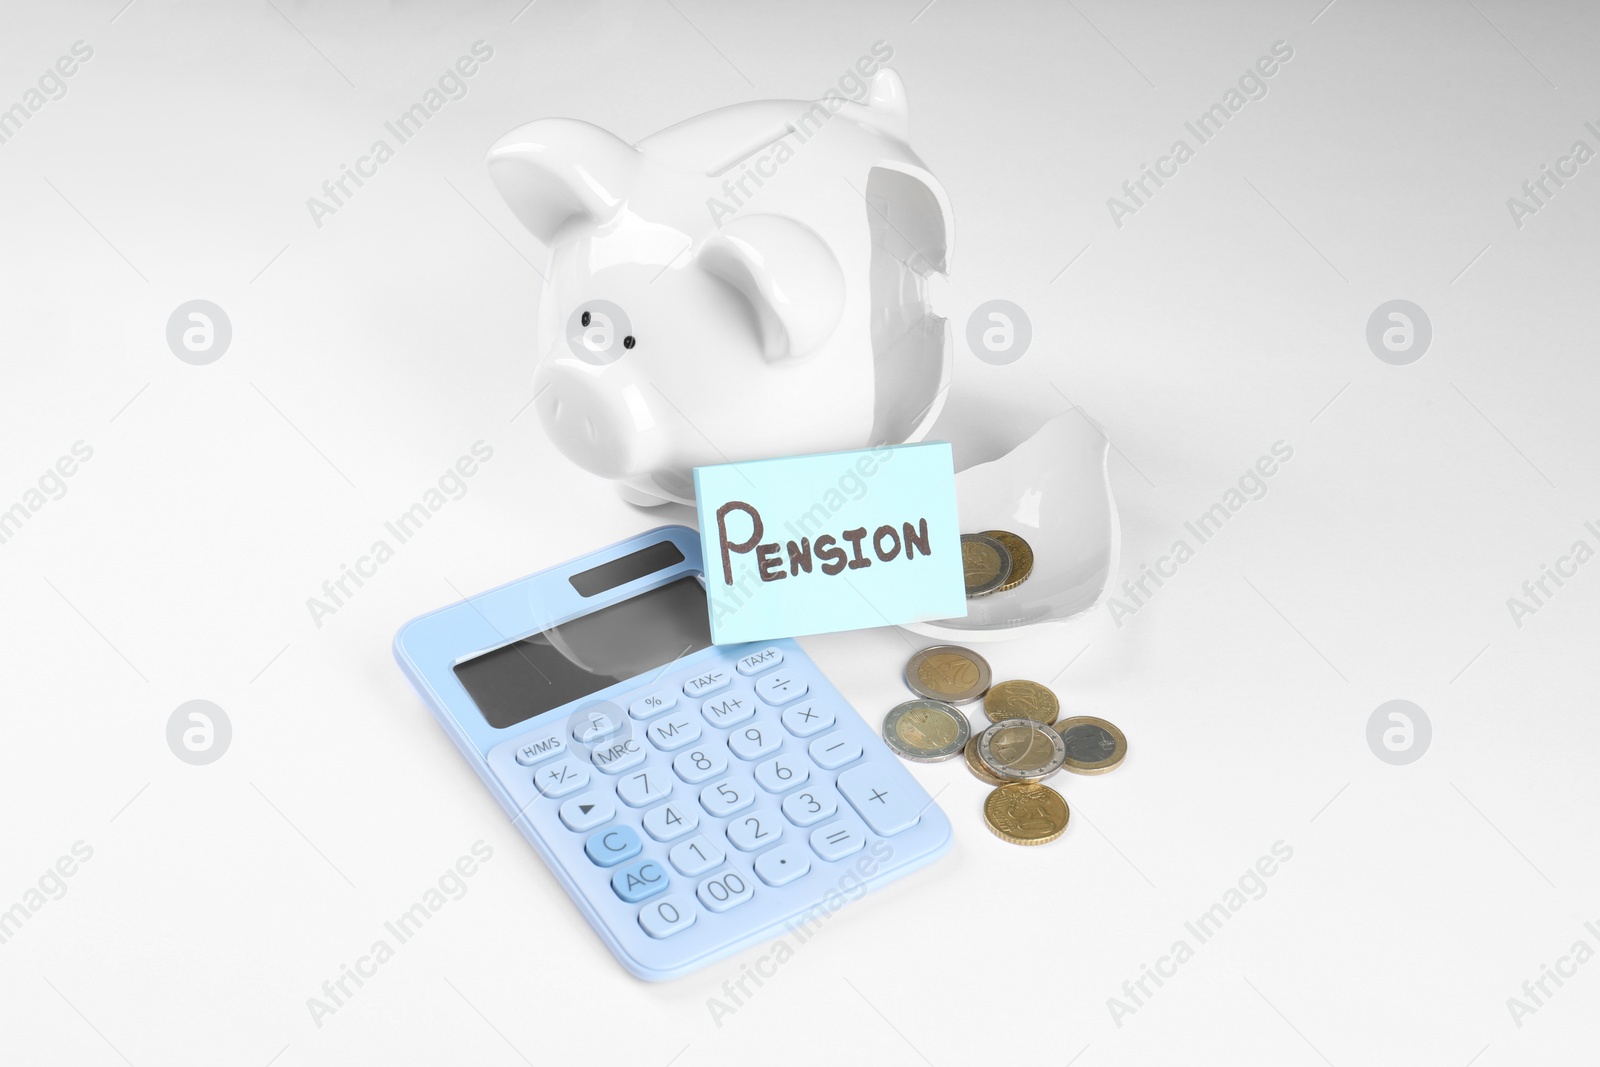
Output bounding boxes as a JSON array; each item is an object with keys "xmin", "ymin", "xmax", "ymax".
[
  {"xmin": 982, "ymin": 530, "xmax": 1034, "ymax": 592},
  {"xmin": 984, "ymin": 679, "xmax": 1060, "ymax": 725},
  {"xmin": 964, "ymin": 738, "xmax": 1008, "ymax": 786},
  {"xmin": 983, "ymin": 782, "xmax": 1069, "ymax": 845},
  {"xmin": 1055, "ymin": 715, "xmax": 1128, "ymax": 775},
  {"xmin": 904, "ymin": 644, "xmax": 993, "ymax": 705},
  {"xmin": 960, "ymin": 534, "xmax": 1011, "ymax": 597}
]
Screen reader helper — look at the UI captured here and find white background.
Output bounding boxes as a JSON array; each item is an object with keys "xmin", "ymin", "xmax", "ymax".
[{"xmin": 3, "ymin": 0, "xmax": 1598, "ymax": 1064}]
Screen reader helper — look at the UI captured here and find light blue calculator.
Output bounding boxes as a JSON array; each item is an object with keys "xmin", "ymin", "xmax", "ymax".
[{"xmin": 393, "ymin": 525, "xmax": 952, "ymax": 981}]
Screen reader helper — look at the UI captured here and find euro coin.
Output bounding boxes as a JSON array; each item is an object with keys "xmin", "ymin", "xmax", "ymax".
[
  {"xmin": 904, "ymin": 644, "xmax": 992, "ymax": 705},
  {"xmin": 960, "ymin": 533, "xmax": 1011, "ymax": 597},
  {"xmin": 964, "ymin": 737, "xmax": 1008, "ymax": 786},
  {"xmin": 882, "ymin": 700, "xmax": 970, "ymax": 763},
  {"xmin": 983, "ymin": 679, "xmax": 1060, "ymax": 725},
  {"xmin": 983, "ymin": 782, "xmax": 1069, "ymax": 846},
  {"xmin": 982, "ymin": 529, "xmax": 1034, "ymax": 592},
  {"xmin": 1055, "ymin": 715, "xmax": 1128, "ymax": 775},
  {"xmin": 976, "ymin": 718, "xmax": 1066, "ymax": 783}
]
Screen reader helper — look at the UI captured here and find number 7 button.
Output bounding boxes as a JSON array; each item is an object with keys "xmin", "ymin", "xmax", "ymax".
[{"xmin": 836, "ymin": 765, "xmax": 921, "ymax": 836}]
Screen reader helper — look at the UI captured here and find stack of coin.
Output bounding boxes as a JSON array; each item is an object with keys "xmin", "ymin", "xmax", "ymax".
[
  {"xmin": 960, "ymin": 529, "xmax": 1034, "ymax": 597},
  {"xmin": 885, "ymin": 648, "xmax": 1130, "ymax": 847}
]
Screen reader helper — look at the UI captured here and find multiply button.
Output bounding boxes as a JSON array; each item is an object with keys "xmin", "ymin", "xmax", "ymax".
[
  {"xmin": 735, "ymin": 647, "xmax": 784, "ymax": 676},
  {"xmin": 755, "ymin": 672, "xmax": 808, "ymax": 705},
  {"xmin": 584, "ymin": 825, "xmax": 642, "ymax": 867},
  {"xmin": 837, "ymin": 765, "xmax": 921, "ymax": 836},
  {"xmin": 683, "ymin": 669, "xmax": 731, "ymax": 698},
  {"xmin": 513, "ymin": 731, "xmax": 566, "ymax": 766},
  {"xmin": 781, "ymin": 702, "xmax": 833, "ymax": 738}
]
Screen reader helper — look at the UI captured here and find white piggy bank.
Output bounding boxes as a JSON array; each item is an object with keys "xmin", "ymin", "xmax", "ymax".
[{"xmin": 488, "ymin": 66, "xmax": 953, "ymax": 505}]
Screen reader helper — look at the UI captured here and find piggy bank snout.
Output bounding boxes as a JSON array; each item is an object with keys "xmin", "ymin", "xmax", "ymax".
[{"xmin": 533, "ymin": 359, "xmax": 665, "ymax": 481}]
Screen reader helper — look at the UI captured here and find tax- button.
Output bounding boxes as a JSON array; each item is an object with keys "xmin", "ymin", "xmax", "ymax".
[
  {"xmin": 560, "ymin": 792, "xmax": 614, "ymax": 833},
  {"xmin": 610, "ymin": 859, "xmax": 670, "ymax": 903},
  {"xmin": 584, "ymin": 825, "xmax": 642, "ymax": 868},
  {"xmin": 513, "ymin": 731, "xmax": 566, "ymax": 767},
  {"xmin": 755, "ymin": 672, "xmax": 808, "ymax": 705},
  {"xmin": 736, "ymin": 647, "xmax": 784, "ymax": 676},
  {"xmin": 683, "ymin": 669, "xmax": 730, "ymax": 698},
  {"xmin": 837, "ymin": 765, "xmax": 921, "ymax": 836}
]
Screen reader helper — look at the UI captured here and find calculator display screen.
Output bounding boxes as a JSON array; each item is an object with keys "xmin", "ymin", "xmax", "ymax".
[{"xmin": 453, "ymin": 576, "xmax": 713, "ymax": 730}]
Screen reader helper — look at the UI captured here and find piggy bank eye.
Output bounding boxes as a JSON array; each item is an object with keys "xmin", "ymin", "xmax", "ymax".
[
  {"xmin": 581, "ymin": 310, "xmax": 591, "ymax": 327},
  {"xmin": 623, "ymin": 335, "xmax": 636, "ymax": 350}
]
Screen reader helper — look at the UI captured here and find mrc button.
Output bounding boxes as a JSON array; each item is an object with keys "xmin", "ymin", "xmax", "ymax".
[{"xmin": 513, "ymin": 731, "xmax": 566, "ymax": 766}]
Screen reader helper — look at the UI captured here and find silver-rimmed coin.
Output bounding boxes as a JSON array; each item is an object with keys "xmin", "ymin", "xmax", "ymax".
[
  {"xmin": 977, "ymin": 718, "xmax": 1066, "ymax": 783},
  {"xmin": 882, "ymin": 700, "xmax": 971, "ymax": 763},
  {"xmin": 904, "ymin": 644, "xmax": 993, "ymax": 705},
  {"xmin": 960, "ymin": 533, "xmax": 1012, "ymax": 597}
]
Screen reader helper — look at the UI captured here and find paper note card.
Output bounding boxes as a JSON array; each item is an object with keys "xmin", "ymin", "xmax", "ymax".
[{"xmin": 693, "ymin": 442, "xmax": 967, "ymax": 644}]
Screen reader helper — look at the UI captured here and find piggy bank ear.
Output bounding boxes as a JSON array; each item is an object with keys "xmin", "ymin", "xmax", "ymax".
[
  {"xmin": 696, "ymin": 215, "xmax": 846, "ymax": 363},
  {"xmin": 486, "ymin": 119, "xmax": 641, "ymax": 244}
]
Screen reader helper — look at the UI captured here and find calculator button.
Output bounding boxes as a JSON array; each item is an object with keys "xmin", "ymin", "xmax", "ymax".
[
  {"xmin": 808, "ymin": 732, "xmax": 863, "ymax": 770},
  {"xmin": 616, "ymin": 767, "xmax": 671, "ymax": 808},
  {"xmin": 696, "ymin": 870, "xmax": 755, "ymax": 913},
  {"xmin": 726, "ymin": 809, "xmax": 784, "ymax": 852},
  {"xmin": 727, "ymin": 722, "xmax": 782, "ymax": 761},
  {"xmin": 754, "ymin": 754, "xmax": 810, "ymax": 793},
  {"xmin": 700, "ymin": 777, "xmax": 756, "ymax": 818},
  {"xmin": 610, "ymin": 859, "xmax": 670, "ymax": 904},
  {"xmin": 754, "ymin": 843, "xmax": 811, "ymax": 887},
  {"xmin": 532, "ymin": 756, "xmax": 590, "ymax": 798},
  {"xmin": 559, "ymin": 792, "xmax": 615, "ymax": 832},
  {"xmin": 638, "ymin": 895, "xmax": 697, "ymax": 939},
  {"xmin": 782, "ymin": 788, "xmax": 837, "ymax": 827},
  {"xmin": 700, "ymin": 688, "xmax": 757, "ymax": 729},
  {"xmin": 513, "ymin": 731, "xmax": 567, "ymax": 767},
  {"xmin": 642, "ymin": 800, "xmax": 700, "ymax": 842},
  {"xmin": 683, "ymin": 669, "xmax": 731, "ymax": 698},
  {"xmin": 809, "ymin": 822, "xmax": 866, "ymax": 862},
  {"xmin": 668, "ymin": 833, "xmax": 725, "ymax": 877},
  {"xmin": 837, "ymin": 765, "xmax": 921, "ymax": 836},
  {"xmin": 629, "ymin": 690, "xmax": 678, "ymax": 720},
  {"xmin": 645, "ymin": 711, "xmax": 702, "ymax": 752},
  {"xmin": 571, "ymin": 708, "xmax": 623, "ymax": 744},
  {"xmin": 755, "ymin": 672, "xmax": 809, "ymax": 705},
  {"xmin": 584, "ymin": 825, "xmax": 641, "ymax": 867},
  {"xmin": 589, "ymin": 738, "xmax": 647, "ymax": 775},
  {"xmin": 735, "ymin": 647, "xmax": 784, "ymax": 675},
  {"xmin": 673, "ymin": 744, "xmax": 729, "ymax": 784},
  {"xmin": 781, "ymin": 701, "xmax": 834, "ymax": 738}
]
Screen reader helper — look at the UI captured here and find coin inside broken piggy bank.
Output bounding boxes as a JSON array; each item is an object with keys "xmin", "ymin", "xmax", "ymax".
[
  {"xmin": 905, "ymin": 411, "xmax": 1121, "ymax": 642},
  {"xmin": 489, "ymin": 65, "xmax": 953, "ymax": 506}
]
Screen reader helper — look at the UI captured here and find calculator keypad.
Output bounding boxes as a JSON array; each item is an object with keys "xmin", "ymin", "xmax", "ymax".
[{"xmin": 487, "ymin": 641, "xmax": 948, "ymax": 979}]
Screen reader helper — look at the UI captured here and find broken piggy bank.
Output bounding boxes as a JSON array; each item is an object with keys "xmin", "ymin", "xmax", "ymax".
[{"xmin": 488, "ymin": 66, "xmax": 953, "ymax": 505}]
